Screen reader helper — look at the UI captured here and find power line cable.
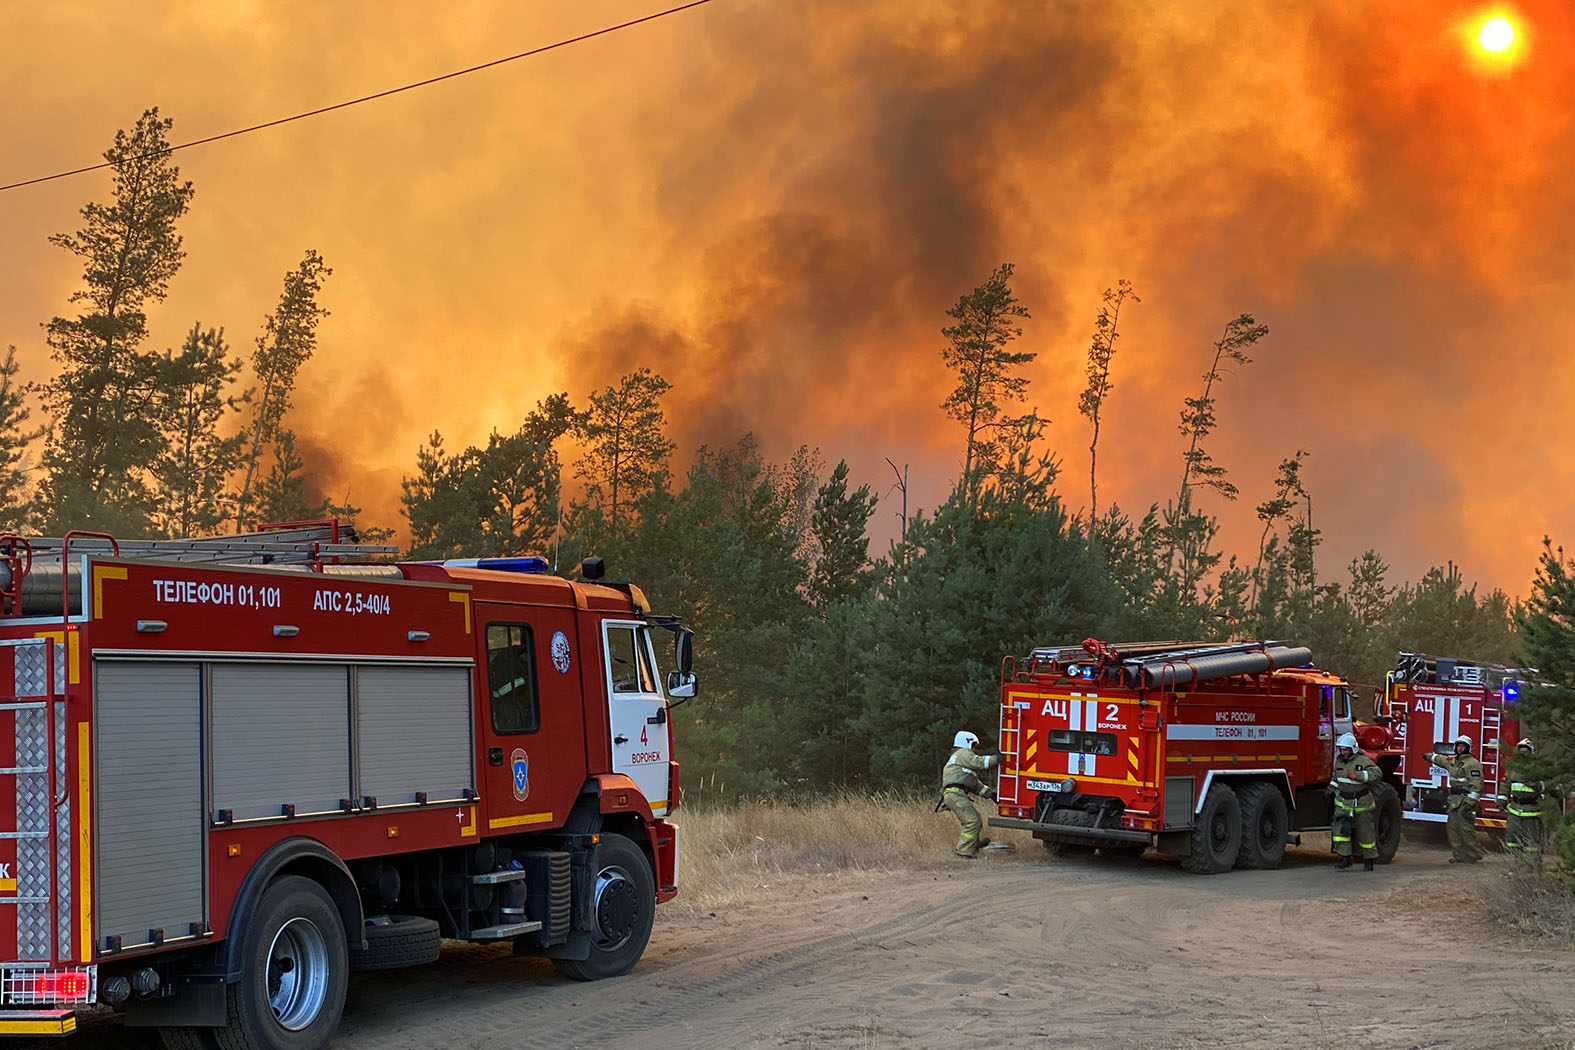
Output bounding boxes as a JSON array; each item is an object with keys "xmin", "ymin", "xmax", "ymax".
[{"xmin": 0, "ymin": 0, "xmax": 716, "ymax": 193}]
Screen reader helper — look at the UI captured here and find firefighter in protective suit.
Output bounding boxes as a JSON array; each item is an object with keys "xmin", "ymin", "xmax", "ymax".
[
  {"xmin": 1501, "ymin": 739, "xmax": 1545, "ymax": 859},
  {"xmin": 941, "ymin": 731, "xmax": 999, "ymax": 859},
  {"xmin": 1426, "ymin": 734, "xmax": 1485, "ymax": 863},
  {"xmin": 1330, "ymin": 732, "xmax": 1381, "ymax": 870}
]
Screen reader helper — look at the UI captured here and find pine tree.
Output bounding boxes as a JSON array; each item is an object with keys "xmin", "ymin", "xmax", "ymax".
[
  {"xmin": 402, "ymin": 432, "xmax": 483, "ymax": 557},
  {"xmin": 1248, "ymin": 451, "xmax": 1308, "ymax": 617},
  {"xmin": 619, "ymin": 440, "xmax": 812, "ymax": 796},
  {"xmin": 1387, "ymin": 563, "xmax": 1517, "ymax": 664},
  {"xmin": 939, "ymin": 263, "xmax": 1034, "ymax": 505},
  {"xmin": 858, "ymin": 454, "xmax": 1119, "ymax": 786},
  {"xmin": 1511, "ymin": 539, "xmax": 1575, "ymax": 871},
  {"xmin": 236, "ymin": 251, "xmax": 331, "ymax": 530},
  {"xmin": 807, "ymin": 460, "xmax": 878, "ymax": 608},
  {"xmin": 0, "ymin": 347, "xmax": 43, "ymax": 530},
  {"xmin": 1078, "ymin": 279, "xmax": 1137, "ymax": 519},
  {"xmin": 252, "ymin": 430, "xmax": 313, "ymax": 525},
  {"xmin": 36, "ymin": 109, "xmax": 195, "ymax": 534},
  {"xmin": 402, "ymin": 396, "xmax": 579, "ymax": 559},
  {"xmin": 1165, "ymin": 313, "xmax": 1268, "ymax": 595},
  {"xmin": 1347, "ymin": 551, "xmax": 1395, "ymax": 631},
  {"xmin": 153, "ymin": 325, "xmax": 246, "ymax": 537},
  {"xmin": 575, "ymin": 368, "xmax": 675, "ymax": 538},
  {"xmin": 1175, "ymin": 314, "xmax": 1268, "ymax": 506}
]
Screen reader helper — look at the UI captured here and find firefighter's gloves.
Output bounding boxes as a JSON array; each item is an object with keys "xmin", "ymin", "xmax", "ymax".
[{"xmin": 980, "ymin": 787, "xmax": 996, "ymax": 801}]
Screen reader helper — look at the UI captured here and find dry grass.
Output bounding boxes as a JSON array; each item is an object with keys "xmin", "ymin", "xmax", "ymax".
[
  {"xmin": 1480, "ymin": 862, "xmax": 1575, "ymax": 944},
  {"xmin": 664, "ymin": 790, "xmax": 1041, "ymax": 914}
]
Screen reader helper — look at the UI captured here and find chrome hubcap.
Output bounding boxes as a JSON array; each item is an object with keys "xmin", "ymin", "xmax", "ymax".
[
  {"xmin": 593, "ymin": 866, "xmax": 639, "ymax": 951},
  {"xmin": 267, "ymin": 917, "xmax": 329, "ymax": 1030}
]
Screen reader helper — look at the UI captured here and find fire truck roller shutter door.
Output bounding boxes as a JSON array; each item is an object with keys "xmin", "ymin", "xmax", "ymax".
[
  {"xmin": 94, "ymin": 661, "xmax": 206, "ymax": 953},
  {"xmin": 212, "ymin": 665, "xmax": 352, "ymax": 822},
  {"xmin": 356, "ymin": 666, "xmax": 474, "ymax": 806}
]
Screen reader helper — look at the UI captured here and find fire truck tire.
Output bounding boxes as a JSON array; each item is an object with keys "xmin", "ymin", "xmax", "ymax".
[
  {"xmin": 552, "ymin": 834, "xmax": 655, "ymax": 982},
  {"xmin": 1235, "ymin": 782, "xmax": 1289, "ymax": 870},
  {"xmin": 347, "ymin": 914, "xmax": 442, "ymax": 972},
  {"xmin": 1036, "ymin": 809, "xmax": 1098, "ymax": 857},
  {"xmin": 159, "ymin": 1027, "xmax": 221, "ymax": 1050},
  {"xmin": 1374, "ymin": 782, "xmax": 1403, "ymax": 864},
  {"xmin": 1181, "ymin": 784, "xmax": 1242, "ymax": 874},
  {"xmin": 213, "ymin": 876, "xmax": 349, "ymax": 1050}
]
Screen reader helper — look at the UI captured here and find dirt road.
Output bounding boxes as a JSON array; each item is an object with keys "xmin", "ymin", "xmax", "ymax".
[{"xmin": 63, "ymin": 840, "xmax": 1575, "ymax": 1050}]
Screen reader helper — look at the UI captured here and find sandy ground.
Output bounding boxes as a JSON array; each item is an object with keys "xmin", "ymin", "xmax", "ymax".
[{"xmin": 58, "ymin": 837, "xmax": 1575, "ymax": 1050}]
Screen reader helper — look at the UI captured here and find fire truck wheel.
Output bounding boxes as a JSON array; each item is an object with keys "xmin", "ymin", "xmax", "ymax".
[
  {"xmin": 1235, "ymin": 782, "xmax": 1289, "ymax": 870},
  {"xmin": 347, "ymin": 914, "xmax": 442, "ymax": 972},
  {"xmin": 214, "ymin": 876, "xmax": 349, "ymax": 1050},
  {"xmin": 553, "ymin": 834, "xmax": 655, "ymax": 982},
  {"xmin": 1181, "ymin": 784, "xmax": 1242, "ymax": 875},
  {"xmin": 159, "ymin": 1027, "xmax": 221, "ymax": 1050},
  {"xmin": 1374, "ymin": 782, "xmax": 1403, "ymax": 864},
  {"xmin": 1036, "ymin": 809, "xmax": 1098, "ymax": 858}
]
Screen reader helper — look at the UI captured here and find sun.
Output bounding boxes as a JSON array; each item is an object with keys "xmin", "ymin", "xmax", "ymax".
[{"xmin": 1479, "ymin": 16, "xmax": 1515, "ymax": 52}]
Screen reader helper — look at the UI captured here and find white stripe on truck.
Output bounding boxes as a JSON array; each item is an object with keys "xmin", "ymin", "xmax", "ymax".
[{"xmin": 1164, "ymin": 724, "xmax": 1300, "ymax": 742}]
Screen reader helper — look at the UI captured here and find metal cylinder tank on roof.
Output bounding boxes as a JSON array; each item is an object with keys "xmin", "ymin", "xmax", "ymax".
[{"xmin": 1123, "ymin": 645, "xmax": 1313, "ymax": 688}]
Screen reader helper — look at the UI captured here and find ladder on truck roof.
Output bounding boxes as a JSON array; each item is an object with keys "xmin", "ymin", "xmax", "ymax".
[
  {"xmin": 9, "ymin": 523, "xmax": 397, "ymax": 567},
  {"xmin": 0, "ymin": 524, "xmax": 400, "ymax": 618}
]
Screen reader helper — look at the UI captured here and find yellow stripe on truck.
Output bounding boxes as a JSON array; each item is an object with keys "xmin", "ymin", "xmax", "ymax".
[
  {"xmin": 0, "ymin": 1015, "xmax": 76, "ymax": 1035},
  {"xmin": 487, "ymin": 811, "xmax": 554, "ymax": 830},
  {"xmin": 92, "ymin": 564, "xmax": 128, "ymax": 619},
  {"xmin": 79, "ymin": 723, "xmax": 92, "ymax": 962}
]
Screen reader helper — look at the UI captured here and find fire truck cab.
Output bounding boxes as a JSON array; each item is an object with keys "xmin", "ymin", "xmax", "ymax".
[
  {"xmin": 0, "ymin": 525, "xmax": 692, "ymax": 1049},
  {"xmin": 989, "ymin": 639, "xmax": 1405, "ymax": 874}
]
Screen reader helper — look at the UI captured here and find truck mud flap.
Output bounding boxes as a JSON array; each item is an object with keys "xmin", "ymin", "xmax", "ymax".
[{"xmin": 987, "ymin": 816, "xmax": 1151, "ymax": 846}]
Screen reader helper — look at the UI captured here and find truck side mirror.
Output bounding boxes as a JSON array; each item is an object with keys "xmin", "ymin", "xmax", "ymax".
[
  {"xmin": 674, "ymin": 629, "xmax": 693, "ymax": 674},
  {"xmin": 666, "ymin": 671, "xmax": 697, "ymax": 700}
]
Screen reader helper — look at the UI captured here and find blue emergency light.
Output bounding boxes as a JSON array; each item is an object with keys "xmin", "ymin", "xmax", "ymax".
[
  {"xmin": 1503, "ymin": 679, "xmax": 1520, "ymax": 703},
  {"xmin": 435, "ymin": 557, "xmax": 549, "ymax": 574}
]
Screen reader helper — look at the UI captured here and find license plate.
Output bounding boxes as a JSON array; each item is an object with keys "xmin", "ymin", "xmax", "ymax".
[{"xmin": 1025, "ymin": 779, "xmax": 1063, "ymax": 792}]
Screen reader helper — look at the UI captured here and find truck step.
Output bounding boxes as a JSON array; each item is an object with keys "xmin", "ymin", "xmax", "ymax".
[
  {"xmin": 470, "ymin": 869, "xmax": 529, "ymax": 885},
  {"xmin": 469, "ymin": 921, "xmax": 543, "ymax": 941}
]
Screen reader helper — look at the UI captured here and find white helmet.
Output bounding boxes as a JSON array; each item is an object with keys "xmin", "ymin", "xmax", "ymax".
[
  {"xmin": 953, "ymin": 730, "xmax": 980, "ymax": 749},
  {"xmin": 1336, "ymin": 732, "xmax": 1358, "ymax": 752},
  {"xmin": 1517, "ymin": 738, "xmax": 1535, "ymax": 753},
  {"xmin": 1454, "ymin": 734, "xmax": 1472, "ymax": 748}
]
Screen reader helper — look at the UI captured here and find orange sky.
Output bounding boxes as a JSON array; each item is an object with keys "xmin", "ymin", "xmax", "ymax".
[{"xmin": 1, "ymin": 0, "xmax": 1571, "ymax": 592}]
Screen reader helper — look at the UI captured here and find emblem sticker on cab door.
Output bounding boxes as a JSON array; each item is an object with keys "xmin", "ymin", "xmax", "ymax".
[
  {"xmin": 551, "ymin": 630, "xmax": 572, "ymax": 674},
  {"xmin": 511, "ymin": 748, "xmax": 530, "ymax": 801}
]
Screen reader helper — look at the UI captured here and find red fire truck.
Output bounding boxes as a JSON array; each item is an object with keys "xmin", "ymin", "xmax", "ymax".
[
  {"xmin": 988, "ymin": 640, "xmax": 1404, "ymax": 873},
  {"xmin": 1379, "ymin": 651, "xmax": 1526, "ymax": 834},
  {"xmin": 0, "ymin": 524, "xmax": 692, "ymax": 1049}
]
